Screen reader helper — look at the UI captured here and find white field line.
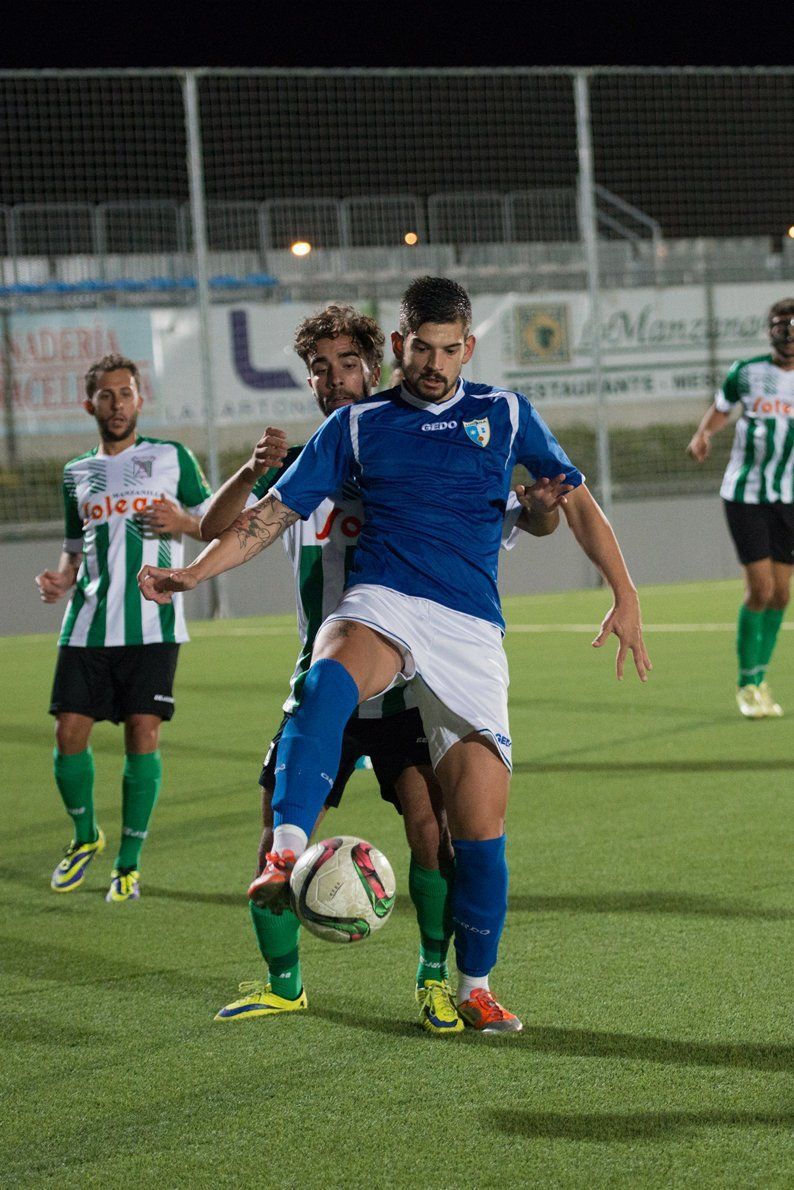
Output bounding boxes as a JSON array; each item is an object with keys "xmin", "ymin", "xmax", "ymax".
[{"xmin": 193, "ymin": 621, "xmax": 794, "ymax": 637}]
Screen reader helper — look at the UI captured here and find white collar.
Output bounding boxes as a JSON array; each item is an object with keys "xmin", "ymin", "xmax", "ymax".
[{"xmin": 397, "ymin": 378, "xmax": 465, "ymax": 416}]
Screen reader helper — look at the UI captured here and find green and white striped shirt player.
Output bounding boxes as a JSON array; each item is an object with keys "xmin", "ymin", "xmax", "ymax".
[
  {"xmin": 252, "ymin": 447, "xmax": 411, "ymax": 720},
  {"xmin": 252, "ymin": 445, "xmax": 524, "ymax": 721},
  {"xmin": 716, "ymin": 354, "xmax": 794, "ymax": 504},
  {"xmin": 59, "ymin": 436, "xmax": 211, "ymax": 647}
]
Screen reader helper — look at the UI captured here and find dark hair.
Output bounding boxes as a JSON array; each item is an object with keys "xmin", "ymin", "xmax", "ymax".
[
  {"xmin": 768, "ymin": 298, "xmax": 794, "ymax": 323},
  {"xmin": 85, "ymin": 353, "xmax": 141, "ymax": 399},
  {"xmin": 399, "ymin": 276, "xmax": 472, "ymax": 336},
  {"xmin": 293, "ymin": 304, "xmax": 384, "ymax": 372}
]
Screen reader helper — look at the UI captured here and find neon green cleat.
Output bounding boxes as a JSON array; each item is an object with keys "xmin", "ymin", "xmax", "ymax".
[
  {"xmin": 416, "ymin": 979, "xmax": 464, "ymax": 1035},
  {"xmin": 757, "ymin": 681, "xmax": 783, "ymax": 717},
  {"xmin": 105, "ymin": 868, "xmax": 140, "ymax": 903},
  {"xmin": 214, "ymin": 980, "xmax": 308, "ymax": 1021},
  {"xmin": 50, "ymin": 829, "xmax": 105, "ymax": 892},
  {"xmin": 736, "ymin": 684, "xmax": 765, "ymax": 719}
]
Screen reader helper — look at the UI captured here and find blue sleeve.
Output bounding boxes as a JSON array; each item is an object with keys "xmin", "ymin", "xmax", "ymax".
[
  {"xmin": 271, "ymin": 409, "xmax": 353, "ymax": 517},
  {"xmin": 514, "ymin": 397, "xmax": 584, "ymax": 488}
]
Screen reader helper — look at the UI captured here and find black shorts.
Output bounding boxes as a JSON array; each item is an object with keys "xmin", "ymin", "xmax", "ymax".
[
  {"xmin": 49, "ymin": 643, "xmax": 180, "ymax": 724},
  {"xmin": 259, "ymin": 707, "xmax": 431, "ymax": 813},
  {"xmin": 723, "ymin": 500, "xmax": 794, "ymax": 566}
]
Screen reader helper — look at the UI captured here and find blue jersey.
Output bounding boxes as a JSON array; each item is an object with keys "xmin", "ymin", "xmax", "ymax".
[{"xmin": 272, "ymin": 379, "xmax": 584, "ymax": 629}]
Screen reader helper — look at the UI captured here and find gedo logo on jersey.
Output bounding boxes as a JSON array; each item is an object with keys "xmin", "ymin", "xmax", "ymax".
[
  {"xmin": 81, "ymin": 493, "xmax": 166, "ymax": 524},
  {"xmin": 316, "ymin": 507, "xmax": 362, "ymax": 541},
  {"xmin": 421, "ymin": 421, "xmax": 458, "ymax": 432}
]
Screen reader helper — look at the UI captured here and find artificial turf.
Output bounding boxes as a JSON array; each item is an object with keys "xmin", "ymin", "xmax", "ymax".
[{"xmin": 1, "ymin": 579, "xmax": 792, "ymax": 1187}]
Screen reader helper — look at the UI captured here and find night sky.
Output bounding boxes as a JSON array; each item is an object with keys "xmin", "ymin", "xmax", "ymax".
[{"xmin": 1, "ymin": 4, "xmax": 788, "ymax": 244}]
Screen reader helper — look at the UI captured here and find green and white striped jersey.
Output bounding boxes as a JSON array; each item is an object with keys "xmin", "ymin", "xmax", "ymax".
[
  {"xmin": 59, "ymin": 436, "xmax": 211, "ymax": 647},
  {"xmin": 716, "ymin": 354, "xmax": 794, "ymax": 504},
  {"xmin": 253, "ymin": 447, "xmax": 413, "ymax": 720}
]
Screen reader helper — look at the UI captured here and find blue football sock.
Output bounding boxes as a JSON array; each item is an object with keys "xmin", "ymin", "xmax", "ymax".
[
  {"xmin": 272, "ymin": 658, "xmax": 359, "ymax": 838},
  {"xmin": 451, "ymin": 835, "xmax": 508, "ymax": 977}
]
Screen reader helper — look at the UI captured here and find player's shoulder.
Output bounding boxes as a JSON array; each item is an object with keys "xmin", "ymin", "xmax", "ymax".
[
  {"xmin": 64, "ymin": 446, "xmax": 98, "ymax": 470},
  {"xmin": 726, "ymin": 353, "xmax": 773, "ymax": 375},
  {"xmin": 136, "ymin": 434, "xmax": 193, "ymax": 454},
  {"xmin": 462, "ymin": 379, "xmax": 532, "ymax": 410}
]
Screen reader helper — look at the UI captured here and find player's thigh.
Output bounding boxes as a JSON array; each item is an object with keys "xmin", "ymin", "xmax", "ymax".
[
  {"xmin": 312, "ymin": 619, "xmax": 404, "ymax": 701},
  {"xmin": 724, "ymin": 500, "xmax": 772, "ymax": 567},
  {"xmin": 436, "ymin": 732, "xmax": 510, "ymax": 841},
  {"xmin": 115, "ymin": 644, "xmax": 180, "ymax": 724},
  {"xmin": 49, "ymin": 645, "xmax": 114, "ymax": 726},
  {"xmin": 770, "ymin": 504, "xmax": 794, "ymax": 586}
]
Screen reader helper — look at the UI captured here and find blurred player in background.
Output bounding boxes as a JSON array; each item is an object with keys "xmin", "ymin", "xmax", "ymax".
[
  {"xmin": 201, "ymin": 305, "xmax": 562, "ymax": 1032},
  {"xmin": 687, "ymin": 298, "xmax": 794, "ymax": 718},
  {"xmin": 139, "ymin": 278, "xmax": 647, "ymax": 1035},
  {"xmin": 36, "ymin": 353, "xmax": 211, "ymax": 902}
]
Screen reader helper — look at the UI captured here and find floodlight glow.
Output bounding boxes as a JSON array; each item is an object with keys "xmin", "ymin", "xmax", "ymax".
[
  {"xmin": 404, "ymin": 231, "xmax": 419, "ymax": 246},
  {"xmin": 787, "ymin": 226, "xmax": 794, "ymax": 240},
  {"xmin": 291, "ymin": 240, "xmax": 312, "ymax": 256}
]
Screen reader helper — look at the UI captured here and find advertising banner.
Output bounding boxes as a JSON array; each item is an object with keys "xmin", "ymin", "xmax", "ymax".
[{"xmin": 0, "ymin": 309, "xmax": 155, "ymax": 435}]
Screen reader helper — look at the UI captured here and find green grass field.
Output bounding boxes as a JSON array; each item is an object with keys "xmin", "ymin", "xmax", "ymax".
[{"xmin": 2, "ymin": 579, "xmax": 792, "ymax": 1188}]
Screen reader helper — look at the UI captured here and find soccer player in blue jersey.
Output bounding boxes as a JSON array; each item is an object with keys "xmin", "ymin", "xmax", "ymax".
[{"xmin": 140, "ymin": 277, "xmax": 650, "ymax": 1034}]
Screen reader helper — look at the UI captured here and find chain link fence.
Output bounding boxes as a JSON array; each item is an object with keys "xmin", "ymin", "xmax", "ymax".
[{"xmin": 2, "ymin": 67, "xmax": 793, "ymax": 536}]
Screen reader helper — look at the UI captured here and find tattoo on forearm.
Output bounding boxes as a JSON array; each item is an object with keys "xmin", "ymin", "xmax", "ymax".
[{"xmin": 231, "ymin": 497, "xmax": 300, "ymax": 560}]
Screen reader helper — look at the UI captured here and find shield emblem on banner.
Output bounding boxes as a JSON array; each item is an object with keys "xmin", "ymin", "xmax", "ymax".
[{"xmin": 463, "ymin": 418, "xmax": 491, "ymax": 448}]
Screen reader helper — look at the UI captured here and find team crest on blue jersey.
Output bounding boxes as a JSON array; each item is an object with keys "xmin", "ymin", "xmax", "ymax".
[{"xmin": 463, "ymin": 418, "xmax": 491, "ymax": 448}]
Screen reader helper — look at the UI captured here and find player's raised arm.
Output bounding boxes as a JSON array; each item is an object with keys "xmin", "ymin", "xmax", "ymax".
[
  {"xmin": 200, "ymin": 427, "xmax": 289, "ymax": 540},
  {"xmin": 562, "ymin": 483, "xmax": 652, "ymax": 682},
  {"xmin": 138, "ymin": 493, "xmax": 300, "ymax": 604}
]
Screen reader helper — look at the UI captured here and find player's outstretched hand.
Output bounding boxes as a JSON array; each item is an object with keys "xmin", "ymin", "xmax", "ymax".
[
  {"xmin": 250, "ymin": 427, "xmax": 289, "ymax": 476},
  {"xmin": 139, "ymin": 495, "xmax": 190, "ymax": 537},
  {"xmin": 137, "ymin": 563, "xmax": 198, "ymax": 605},
  {"xmin": 515, "ymin": 473, "xmax": 575, "ymax": 513},
  {"xmin": 592, "ymin": 596, "xmax": 652, "ymax": 682},
  {"xmin": 686, "ymin": 431, "xmax": 710, "ymax": 462},
  {"xmin": 35, "ymin": 569, "xmax": 72, "ymax": 603}
]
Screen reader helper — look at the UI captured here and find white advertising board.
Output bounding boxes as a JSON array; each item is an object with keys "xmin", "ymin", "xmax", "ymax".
[{"xmin": 1, "ymin": 282, "xmax": 788, "ymax": 440}]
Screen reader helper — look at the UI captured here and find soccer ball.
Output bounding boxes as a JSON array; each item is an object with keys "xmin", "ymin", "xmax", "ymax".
[{"xmin": 289, "ymin": 835, "xmax": 396, "ymax": 943}]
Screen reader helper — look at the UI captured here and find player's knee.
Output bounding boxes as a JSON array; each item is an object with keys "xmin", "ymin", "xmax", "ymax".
[{"xmin": 54, "ymin": 718, "xmax": 90, "ymax": 755}]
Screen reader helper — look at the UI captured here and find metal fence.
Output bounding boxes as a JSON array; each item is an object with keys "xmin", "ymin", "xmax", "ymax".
[{"xmin": 2, "ymin": 67, "xmax": 794, "ymax": 536}]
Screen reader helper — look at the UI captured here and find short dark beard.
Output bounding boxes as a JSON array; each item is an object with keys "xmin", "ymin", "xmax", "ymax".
[{"xmin": 98, "ymin": 413, "xmax": 138, "ymax": 443}]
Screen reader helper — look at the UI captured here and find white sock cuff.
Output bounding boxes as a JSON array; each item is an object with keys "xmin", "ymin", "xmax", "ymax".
[{"xmin": 273, "ymin": 824, "xmax": 309, "ymax": 857}]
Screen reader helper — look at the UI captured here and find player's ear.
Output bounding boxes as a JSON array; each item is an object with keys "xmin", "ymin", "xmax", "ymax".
[
  {"xmin": 371, "ymin": 365, "xmax": 381, "ymax": 387},
  {"xmin": 83, "ymin": 398, "xmax": 96, "ymax": 418},
  {"xmin": 390, "ymin": 331, "xmax": 404, "ymax": 358},
  {"xmin": 462, "ymin": 334, "xmax": 476, "ymax": 364}
]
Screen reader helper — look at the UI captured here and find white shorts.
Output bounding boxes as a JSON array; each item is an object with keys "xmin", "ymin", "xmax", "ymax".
[{"xmin": 324, "ymin": 584, "xmax": 511, "ymax": 771}]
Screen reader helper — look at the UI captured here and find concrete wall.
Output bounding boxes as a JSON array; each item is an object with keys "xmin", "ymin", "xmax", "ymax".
[{"xmin": 2, "ymin": 493, "xmax": 738, "ymax": 638}]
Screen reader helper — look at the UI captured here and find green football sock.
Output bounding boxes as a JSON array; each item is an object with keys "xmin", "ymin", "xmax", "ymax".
[
  {"xmin": 115, "ymin": 751, "xmax": 162, "ymax": 870},
  {"xmin": 409, "ymin": 856, "xmax": 453, "ymax": 986},
  {"xmin": 757, "ymin": 608, "xmax": 785, "ymax": 683},
  {"xmin": 249, "ymin": 901, "xmax": 303, "ymax": 1000},
  {"xmin": 737, "ymin": 604, "xmax": 764, "ymax": 686},
  {"xmin": 53, "ymin": 747, "xmax": 97, "ymax": 845}
]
